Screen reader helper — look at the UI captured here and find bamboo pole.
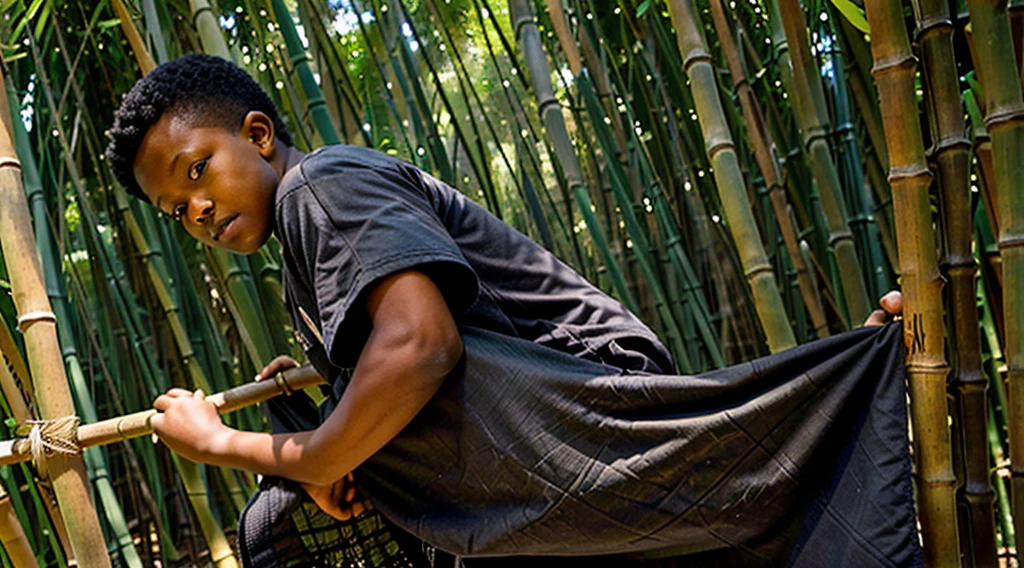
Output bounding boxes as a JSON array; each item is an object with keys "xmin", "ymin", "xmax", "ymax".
[
  {"xmin": 0, "ymin": 482, "xmax": 37, "ymax": 568},
  {"xmin": 966, "ymin": 0, "xmax": 1024, "ymax": 548},
  {"xmin": 269, "ymin": 0, "xmax": 340, "ymax": 145},
  {"xmin": 775, "ymin": 0, "xmax": 872, "ymax": 325},
  {"xmin": 912, "ymin": 0, "xmax": 997, "ymax": 564},
  {"xmin": 862, "ymin": 2, "xmax": 958, "ymax": 566},
  {"xmin": 0, "ymin": 320, "xmax": 31, "ymax": 425},
  {"xmin": 709, "ymin": 0, "xmax": 828, "ymax": 339},
  {"xmin": 665, "ymin": 0, "xmax": 797, "ymax": 353},
  {"xmin": 506, "ymin": 0, "xmax": 639, "ymax": 315},
  {"xmin": 0, "ymin": 63, "xmax": 111, "ymax": 568},
  {"xmin": 0, "ymin": 366, "xmax": 323, "ymax": 467},
  {"xmin": 6, "ymin": 63, "xmax": 145, "ymax": 566}
]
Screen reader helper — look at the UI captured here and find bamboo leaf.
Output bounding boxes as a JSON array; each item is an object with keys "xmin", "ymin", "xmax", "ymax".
[{"xmin": 830, "ymin": 0, "xmax": 870, "ymax": 34}]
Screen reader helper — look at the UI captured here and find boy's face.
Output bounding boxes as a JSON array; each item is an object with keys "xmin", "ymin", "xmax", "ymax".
[{"xmin": 133, "ymin": 110, "xmax": 281, "ymax": 254}]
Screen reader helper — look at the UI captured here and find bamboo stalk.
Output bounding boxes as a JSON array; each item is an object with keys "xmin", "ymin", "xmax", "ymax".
[
  {"xmin": 7, "ymin": 61, "xmax": 144, "ymax": 566},
  {"xmin": 190, "ymin": 0, "xmax": 231, "ymax": 60},
  {"xmin": 0, "ymin": 320, "xmax": 31, "ymax": 425},
  {"xmin": 269, "ymin": 0, "xmax": 340, "ymax": 146},
  {"xmin": 0, "ymin": 482, "xmax": 37, "ymax": 568},
  {"xmin": 111, "ymin": 0, "xmax": 156, "ymax": 74},
  {"xmin": 0, "ymin": 62, "xmax": 111, "ymax": 568},
  {"xmin": 0, "ymin": 365, "xmax": 323, "ymax": 467},
  {"xmin": 966, "ymin": 0, "xmax": 1024, "ymax": 548},
  {"xmin": 862, "ymin": 2, "xmax": 959, "ymax": 566},
  {"xmin": 709, "ymin": 0, "xmax": 828, "ymax": 339},
  {"xmin": 775, "ymin": 0, "xmax": 872, "ymax": 325},
  {"xmin": 507, "ymin": 0, "xmax": 639, "ymax": 315},
  {"xmin": 665, "ymin": 0, "xmax": 797, "ymax": 353},
  {"xmin": 912, "ymin": 0, "xmax": 997, "ymax": 564}
]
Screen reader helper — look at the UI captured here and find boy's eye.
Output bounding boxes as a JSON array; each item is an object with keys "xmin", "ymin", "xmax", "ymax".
[
  {"xmin": 171, "ymin": 204, "xmax": 188, "ymax": 221},
  {"xmin": 188, "ymin": 157, "xmax": 210, "ymax": 181}
]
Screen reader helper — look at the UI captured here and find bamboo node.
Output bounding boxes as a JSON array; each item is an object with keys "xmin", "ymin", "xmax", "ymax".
[
  {"xmin": 0, "ymin": 157, "xmax": 21, "ymax": 170},
  {"xmin": 25, "ymin": 416, "xmax": 81, "ymax": 479},
  {"xmin": 983, "ymin": 106, "xmax": 1024, "ymax": 132},
  {"xmin": 870, "ymin": 54, "xmax": 916, "ymax": 78},
  {"xmin": 16, "ymin": 310, "xmax": 56, "ymax": 332},
  {"xmin": 681, "ymin": 50, "xmax": 712, "ymax": 73}
]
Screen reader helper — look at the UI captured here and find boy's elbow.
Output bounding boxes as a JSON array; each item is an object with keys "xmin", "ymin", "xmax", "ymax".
[{"xmin": 433, "ymin": 328, "xmax": 463, "ymax": 377}]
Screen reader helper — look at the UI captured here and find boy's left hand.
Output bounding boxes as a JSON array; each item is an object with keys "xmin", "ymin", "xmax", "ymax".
[
  {"xmin": 152, "ymin": 388, "xmax": 231, "ymax": 463},
  {"xmin": 863, "ymin": 290, "xmax": 903, "ymax": 327}
]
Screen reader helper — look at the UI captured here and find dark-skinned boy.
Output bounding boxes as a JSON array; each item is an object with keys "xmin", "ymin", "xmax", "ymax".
[{"xmin": 107, "ymin": 54, "xmax": 905, "ymax": 566}]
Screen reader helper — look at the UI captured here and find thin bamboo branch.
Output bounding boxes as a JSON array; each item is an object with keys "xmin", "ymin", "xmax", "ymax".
[{"xmin": 862, "ymin": 2, "xmax": 959, "ymax": 566}]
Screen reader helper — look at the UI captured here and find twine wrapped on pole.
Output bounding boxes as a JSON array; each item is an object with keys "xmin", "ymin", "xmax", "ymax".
[{"xmin": 0, "ymin": 366, "xmax": 324, "ymax": 467}]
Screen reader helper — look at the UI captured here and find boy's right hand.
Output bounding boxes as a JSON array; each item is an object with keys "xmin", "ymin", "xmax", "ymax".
[{"xmin": 256, "ymin": 355, "xmax": 300, "ymax": 382}]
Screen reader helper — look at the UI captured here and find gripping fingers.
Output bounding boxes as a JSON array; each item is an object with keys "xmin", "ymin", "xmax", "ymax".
[{"xmin": 256, "ymin": 355, "xmax": 300, "ymax": 381}]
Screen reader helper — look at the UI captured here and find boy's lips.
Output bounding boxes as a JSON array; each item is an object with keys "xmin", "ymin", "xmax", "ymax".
[{"xmin": 212, "ymin": 214, "xmax": 239, "ymax": 241}]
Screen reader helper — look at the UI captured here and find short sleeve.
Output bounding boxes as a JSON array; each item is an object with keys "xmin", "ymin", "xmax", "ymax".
[{"xmin": 285, "ymin": 155, "xmax": 478, "ymax": 366}]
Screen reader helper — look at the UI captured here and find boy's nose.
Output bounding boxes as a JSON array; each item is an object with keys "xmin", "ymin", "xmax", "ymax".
[{"xmin": 190, "ymin": 198, "xmax": 214, "ymax": 225}]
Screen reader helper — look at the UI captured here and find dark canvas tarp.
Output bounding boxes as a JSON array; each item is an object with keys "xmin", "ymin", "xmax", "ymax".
[{"xmin": 240, "ymin": 321, "xmax": 921, "ymax": 567}]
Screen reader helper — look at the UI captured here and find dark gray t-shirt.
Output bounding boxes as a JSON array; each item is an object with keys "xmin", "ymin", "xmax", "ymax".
[{"xmin": 274, "ymin": 145, "xmax": 672, "ymax": 382}]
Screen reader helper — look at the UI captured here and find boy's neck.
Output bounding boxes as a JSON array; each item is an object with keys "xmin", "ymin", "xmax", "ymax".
[{"xmin": 274, "ymin": 142, "xmax": 306, "ymax": 179}]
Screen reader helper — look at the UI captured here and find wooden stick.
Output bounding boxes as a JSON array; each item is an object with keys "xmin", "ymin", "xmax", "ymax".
[{"xmin": 0, "ymin": 366, "xmax": 324, "ymax": 467}]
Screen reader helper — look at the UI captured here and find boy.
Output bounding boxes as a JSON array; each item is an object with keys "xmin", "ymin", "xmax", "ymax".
[{"xmin": 107, "ymin": 54, "xmax": 910, "ymax": 566}]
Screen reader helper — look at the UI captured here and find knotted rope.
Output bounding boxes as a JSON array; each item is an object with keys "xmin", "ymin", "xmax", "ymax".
[{"xmin": 23, "ymin": 416, "xmax": 81, "ymax": 479}]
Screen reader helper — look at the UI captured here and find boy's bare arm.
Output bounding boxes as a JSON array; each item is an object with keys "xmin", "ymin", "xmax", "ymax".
[{"xmin": 151, "ymin": 269, "xmax": 463, "ymax": 486}]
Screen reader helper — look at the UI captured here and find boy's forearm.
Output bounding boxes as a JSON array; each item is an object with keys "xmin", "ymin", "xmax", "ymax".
[{"xmin": 207, "ymin": 361, "xmax": 449, "ymax": 485}]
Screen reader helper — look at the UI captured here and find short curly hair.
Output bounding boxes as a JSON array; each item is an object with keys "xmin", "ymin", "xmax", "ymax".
[{"xmin": 105, "ymin": 53, "xmax": 292, "ymax": 201}]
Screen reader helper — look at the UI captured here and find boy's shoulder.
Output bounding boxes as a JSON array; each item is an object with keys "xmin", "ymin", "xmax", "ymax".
[{"xmin": 279, "ymin": 145, "xmax": 409, "ymax": 195}]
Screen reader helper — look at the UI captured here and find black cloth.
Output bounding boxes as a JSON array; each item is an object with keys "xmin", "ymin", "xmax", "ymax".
[
  {"xmin": 243, "ymin": 323, "xmax": 920, "ymax": 567},
  {"xmin": 248, "ymin": 145, "xmax": 922, "ymax": 566}
]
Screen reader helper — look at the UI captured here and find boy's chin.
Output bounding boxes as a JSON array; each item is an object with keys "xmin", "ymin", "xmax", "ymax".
[{"xmin": 215, "ymin": 235, "xmax": 270, "ymax": 255}]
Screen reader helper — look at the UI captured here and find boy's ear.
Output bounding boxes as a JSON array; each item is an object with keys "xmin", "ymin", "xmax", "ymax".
[{"xmin": 241, "ymin": 111, "xmax": 276, "ymax": 157}]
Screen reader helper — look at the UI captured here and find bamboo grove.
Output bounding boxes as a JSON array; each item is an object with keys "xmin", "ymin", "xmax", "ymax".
[{"xmin": 0, "ymin": 0, "xmax": 1018, "ymax": 565}]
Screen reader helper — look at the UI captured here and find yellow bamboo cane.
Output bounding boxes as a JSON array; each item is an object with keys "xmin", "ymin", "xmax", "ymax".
[
  {"xmin": 0, "ymin": 482, "xmax": 37, "ymax": 568},
  {"xmin": 0, "ymin": 61, "xmax": 111, "ymax": 568},
  {"xmin": 862, "ymin": 1, "xmax": 958, "ymax": 566}
]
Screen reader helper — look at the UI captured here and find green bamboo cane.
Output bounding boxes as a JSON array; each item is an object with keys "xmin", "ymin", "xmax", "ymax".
[
  {"xmin": 0, "ymin": 61, "xmax": 110, "ymax": 568},
  {"xmin": 774, "ymin": 0, "xmax": 871, "ymax": 326},
  {"xmin": 965, "ymin": 0, "xmax": 1024, "ymax": 548},
  {"xmin": 268, "ymin": 0, "xmax": 340, "ymax": 146},
  {"xmin": 665, "ymin": 0, "xmax": 796, "ymax": 353},
  {"xmin": 709, "ymin": 0, "xmax": 828, "ymax": 340},
  {"xmin": 862, "ymin": 2, "xmax": 959, "ymax": 566},
  {"xmin": 910, "ymin": 0, "xmax": 997, "ymax": 563},
  {"xmin": 822, "ymin": 9, "xmax": 891, "ymax": 301},
  {"xmin": 507, "ymin": 0, "xmax": 638, "ymax": 312}
]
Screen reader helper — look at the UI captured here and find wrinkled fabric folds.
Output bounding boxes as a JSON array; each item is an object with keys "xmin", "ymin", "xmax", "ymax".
[{"xmin": 352, "ymin": 321, "xmax": 919, "ymax": 566}]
